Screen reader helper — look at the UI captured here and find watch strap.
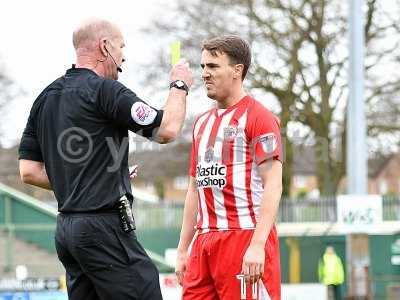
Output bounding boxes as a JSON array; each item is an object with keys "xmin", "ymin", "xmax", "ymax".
[{"xmin": 169, "ymin": 80, "xmax": 189, "ymax": 95}]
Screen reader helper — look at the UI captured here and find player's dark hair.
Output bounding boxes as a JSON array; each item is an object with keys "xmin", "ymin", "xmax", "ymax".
[{"xmin": 202, "ymin": 35, "xmax": 251, "ymax": 81}]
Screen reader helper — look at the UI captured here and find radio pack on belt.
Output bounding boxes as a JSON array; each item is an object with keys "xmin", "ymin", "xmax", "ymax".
[{"xmin": 117, "ymin": 196, "xmax": 136, "ymax": 233}]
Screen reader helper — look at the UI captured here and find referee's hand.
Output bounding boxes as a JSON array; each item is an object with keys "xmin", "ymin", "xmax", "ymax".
[
  {"xmin": 129, "ymin": 165, "xmax": 138, "ymax": 180},
  {"xmin": 175, "ymin": 250, "xmax": 189, "ymax": 286},
  {"xmin": 169, "ymin": 59, "xmax": 193, "ymax": 89}
]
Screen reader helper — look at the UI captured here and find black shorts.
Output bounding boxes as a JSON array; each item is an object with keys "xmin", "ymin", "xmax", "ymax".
[{"xmin": 55, "ymin": 212, "xmax": 162, "ymax": 300}]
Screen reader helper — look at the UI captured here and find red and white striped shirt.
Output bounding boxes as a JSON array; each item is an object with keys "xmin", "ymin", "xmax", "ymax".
[{"xmin": 190, "ymin": 96, "xmax": 282, "ymax": 232}]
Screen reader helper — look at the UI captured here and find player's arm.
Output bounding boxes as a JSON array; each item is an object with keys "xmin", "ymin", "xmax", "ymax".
[
  {"xmin": 19, "ymin": 160, "xmax": 52, "ymax": 190},
  {"xmin": 175, "ymin": 176, "xmax": 198, "ymax": 285},
  {"xmin": 242, "ymin": 159, "xmax": 282, "ymax": 283}
]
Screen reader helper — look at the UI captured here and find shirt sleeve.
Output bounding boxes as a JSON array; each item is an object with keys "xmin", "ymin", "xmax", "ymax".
[
  {"xmin": 98, "ymin": 79, "xmax": 164, "ymax": 139},
  {"xmin": 19, "ymin": 109, "xmax": 43, "ymax": 162},
  {"xmin": 248, "ymin": 109, "xmax": 282, "ymax": 165}
]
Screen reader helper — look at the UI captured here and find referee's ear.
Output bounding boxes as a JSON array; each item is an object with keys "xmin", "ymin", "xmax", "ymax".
[{"xmin": 100, "ymin": 38, "xmax": 108, "ymax": 57}]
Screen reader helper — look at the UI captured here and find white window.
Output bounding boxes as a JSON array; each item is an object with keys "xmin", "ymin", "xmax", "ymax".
[
  {"xmin": 174, "ymin": 176, "xmax": 189, "ymax": 190},
  {"xmin": 294, "ymin": 175, "xmax": 307, "ymax": 188},
  {"xmin": 379, "ymin": 180, "xmax": 388, "ymax": 194},
  {"xmin": 144, "ymin": 182, "xmax": 155, "ymax": 192}
]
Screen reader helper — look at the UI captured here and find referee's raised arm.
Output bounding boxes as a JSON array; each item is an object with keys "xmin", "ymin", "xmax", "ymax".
[
  {"xmin": 155, "ymin": 59, "xmax": 193, "ymax": 143},
  {"xmin": 96, "ymin": 59, "xmax": 193, "ymax": 144},
  {"xmin": 95, "ymin": 57, "xmax": 192, "ymax": 143}
]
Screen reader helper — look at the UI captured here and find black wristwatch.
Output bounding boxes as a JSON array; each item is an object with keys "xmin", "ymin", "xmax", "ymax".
[{"xmin": 169, "ymin": 80, "xmax": 189, "ymax": 95}]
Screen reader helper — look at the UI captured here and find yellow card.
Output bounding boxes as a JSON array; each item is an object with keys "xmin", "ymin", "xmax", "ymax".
[{"xmin": 171, "ymin": 41, "xmax": 181, "ymax": 66}]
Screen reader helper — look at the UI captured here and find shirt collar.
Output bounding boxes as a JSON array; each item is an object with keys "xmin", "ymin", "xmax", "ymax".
[{"xmin": 66, "ymin": 64, "xmax": 98, "ymax": 76}]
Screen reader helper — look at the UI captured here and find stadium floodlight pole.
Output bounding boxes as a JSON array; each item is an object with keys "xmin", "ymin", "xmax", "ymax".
[
  {"xmin": 347, "ymin": 0, "xmax": 367, "ymax": 195},
  {"xmin": 347, "ymin": 0, "xmax": 368, "ymax": 298}
]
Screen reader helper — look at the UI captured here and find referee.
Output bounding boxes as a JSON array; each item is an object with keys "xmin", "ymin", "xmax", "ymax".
[{"xmin": 18, "ymin": 18, "xmax": 192, "ymax": 300}]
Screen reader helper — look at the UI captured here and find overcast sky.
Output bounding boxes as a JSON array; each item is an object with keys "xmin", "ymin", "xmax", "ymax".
[{"xmin": 0, "ymin": 0, "xmax": 216, "ymax": 147}]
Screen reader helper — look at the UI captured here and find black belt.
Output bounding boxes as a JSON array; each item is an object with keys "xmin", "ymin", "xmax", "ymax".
[
  {"xmin": 59, "ymin": 196, "xmax": 135, "ymax": 233},
  {"xmin": 59, "ymin": 206, "xmax": 119, "ymax": 215}
]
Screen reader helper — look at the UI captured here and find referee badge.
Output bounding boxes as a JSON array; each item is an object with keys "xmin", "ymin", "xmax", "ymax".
[{"xmin": 131, "ymin": 102, "xmax": 157, "ymax": 125}]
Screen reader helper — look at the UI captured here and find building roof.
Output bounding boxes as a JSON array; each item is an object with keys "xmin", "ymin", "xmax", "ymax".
[
  {"xmin": 368, "ymin": 153, "xmax": 395, "ymax": 178},
  {"xmin": 292, "ymin": 146, "xmax": 397, "ymax": 179},
  {"xmin": 0, "ymin": 145, "xmax": 19, "ymax": 176},
  {"xmin": 129, "ymin": 142, "xmax": 191, "ymax": 181},
  {"xmin": 292, "ymin": 145, "xmax": 316, "ymax": 175}
]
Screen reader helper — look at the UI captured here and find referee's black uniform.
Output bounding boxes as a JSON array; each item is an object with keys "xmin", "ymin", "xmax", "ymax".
[{"xmin": 18, "ymin": 66, "xmax": 164, "ymax": 300}]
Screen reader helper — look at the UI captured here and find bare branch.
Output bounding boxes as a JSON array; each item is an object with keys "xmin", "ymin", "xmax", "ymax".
[{"xmin": 140, "ymin": 0, "xmax": 400, "ymax": 195}]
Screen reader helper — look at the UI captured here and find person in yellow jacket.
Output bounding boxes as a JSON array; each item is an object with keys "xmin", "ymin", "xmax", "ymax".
[{"xmin": 318, "ymin": 246, "xmax": 345, "ymax": 300}]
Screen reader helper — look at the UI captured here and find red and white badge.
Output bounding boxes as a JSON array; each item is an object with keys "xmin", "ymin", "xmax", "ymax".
[
  {"xmin": 131, "ymin": 102, "xmax": 157, "ymax": 125},
  {"xmin": 223, "ymin": 125, "xmax": 239, "ymax": 141}
]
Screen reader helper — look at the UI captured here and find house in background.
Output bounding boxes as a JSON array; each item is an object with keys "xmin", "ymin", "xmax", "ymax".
[
  {"xmin": 129, "ymin": 142, "xmax": 191, "ymax": 202},
  {"xmin": 290, "ymin": 146, "xmax": 319, "ymax": 198},
  {"xmin": 337, "ymin": 153, "xmax": 400, "ymax": 196},
  {"xmin": 368, "ymin": 153, "xmax": 400, "ymax": 195},
  {"xmin": 131, "ymin": 142, "xmax": 400, "ymax": 202},
  {"xmin": 291, "ymin": 148, "xmax": 400, "ymax": 197}
]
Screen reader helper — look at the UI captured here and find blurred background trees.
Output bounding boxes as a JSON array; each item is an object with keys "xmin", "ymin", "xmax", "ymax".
[
  {"xmin": 0, "ymin": 61, "xmax": 20, "ymax": 144},
  {"xmin": 1, "ymin": 1, "xmax": 399, "ymax": 199},
  {"xmin": 141, "ymin": 0, "xmax": 400, "ymax": 196}
]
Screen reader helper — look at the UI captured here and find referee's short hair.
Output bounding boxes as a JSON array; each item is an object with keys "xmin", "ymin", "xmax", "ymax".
[{"xmin": 202, "ymin": 35, "xmax": 251, "ymax": 80}]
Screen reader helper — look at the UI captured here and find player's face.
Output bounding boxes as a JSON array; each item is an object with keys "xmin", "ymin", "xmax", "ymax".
[{"xmin": 201, "ymin": 50, "xmax": 236, "ymax": 103}]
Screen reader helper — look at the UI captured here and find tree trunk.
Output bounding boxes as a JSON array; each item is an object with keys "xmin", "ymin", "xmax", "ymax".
[
  {"xmin": 282, "ymin": 135, "xmax": 293, "ymax": 197},
  {"xmin": 280, "ymin": 105, "xmax": 292, "ymax": 197}
]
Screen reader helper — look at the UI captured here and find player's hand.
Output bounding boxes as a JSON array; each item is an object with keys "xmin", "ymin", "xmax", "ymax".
[
  {"xmin": 241, "ymin": 242, "xmax": 265, "ymax": 284},
  {"xmin": 175, "ymin": 249, "xmax": 189, "ymax": 286},
  {"xmin": 169, "ymin": 59, "xmax": 193, "ymax": 89}
]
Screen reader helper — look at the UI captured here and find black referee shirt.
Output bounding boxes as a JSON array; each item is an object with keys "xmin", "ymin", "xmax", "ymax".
[{"xmin": 18, "ymin": 67, "xmax": 163, "ymax": 212}]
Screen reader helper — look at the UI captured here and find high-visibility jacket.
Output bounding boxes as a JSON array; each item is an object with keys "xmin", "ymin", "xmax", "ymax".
[{"xmin": 318, "ymin": 253, "xmax": 345, "ymax": 285}]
